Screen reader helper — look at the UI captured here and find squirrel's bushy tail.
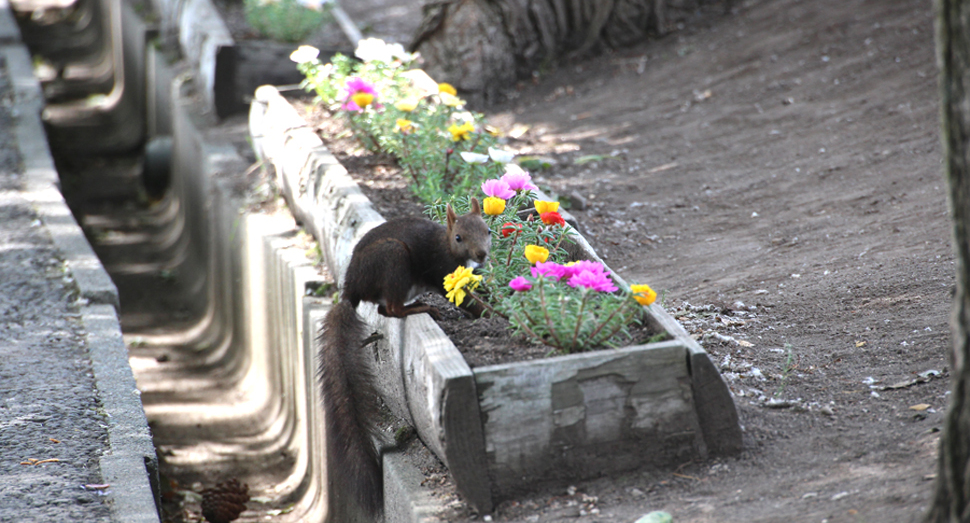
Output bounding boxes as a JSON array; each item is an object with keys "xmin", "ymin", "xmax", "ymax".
[{"xmin": 317, "ymin": 299, "xmax": 383, "ymax": 518}]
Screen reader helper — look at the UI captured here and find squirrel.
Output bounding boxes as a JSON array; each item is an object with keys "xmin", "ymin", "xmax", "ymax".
[{"xmin": 316, "ymin": 198, "xmax": 490, "ymax": 519}]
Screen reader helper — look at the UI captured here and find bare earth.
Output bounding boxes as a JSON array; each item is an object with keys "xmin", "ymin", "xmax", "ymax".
[
  {"xmin": 463, "ymin": 0, "xmax": 949, "ymax": 522},
  {"xmin": 321, "ymin": 0, "xmax": 952, "ymax": 521}
]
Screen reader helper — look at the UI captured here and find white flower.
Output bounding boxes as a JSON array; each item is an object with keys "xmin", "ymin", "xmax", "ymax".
[
  {"xmin": 290, "ymin": 45, "xmax": 320, "ymax": 64},
  {"xmin": 488, "ymin": 147, "xmax": 515, "ymax": 164},
  {"xmin": 459, "ymin": 152, "xmax": 489, "ymax": 164},
  {"xmin": 400, "ymin": 69, "xmax": 440, "ymax": 98},
  {"xmin": 355, "ymin": 38, "xmax": 416, "ymax": 64},
  {"xmin": 504, "ymin": 163, "xmax": 528, "ymax": 176}
]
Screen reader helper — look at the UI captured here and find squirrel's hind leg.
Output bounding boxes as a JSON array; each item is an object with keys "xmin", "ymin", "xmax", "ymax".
[{"xmin": 379, "ymin": 301, "xmax": 441, "ymax": 320}]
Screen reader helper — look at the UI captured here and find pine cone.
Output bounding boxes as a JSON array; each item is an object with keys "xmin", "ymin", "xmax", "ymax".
[{"xmin": 201, "ymin": 479, "xmax": 250, "ymax": 523}]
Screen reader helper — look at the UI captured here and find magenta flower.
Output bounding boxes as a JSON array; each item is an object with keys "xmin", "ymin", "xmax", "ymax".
[
  {"xmin": 562, "ymin": 260, "xmax": 606, "ymax": 279},
  {"xmin": 509, "ymin": 276, "xmax": 533, "ymax": 292},
  {"xmin": 338, "ymin": 77, "xmax": 380, "ymax": 111},
  {"xmin": 501, "ymin": 168, "xmax": 538, "ymax": 192},
  {"xmin": 567, "ymin": 269, "xmax": 618, "ymax": 292},
  {"xmin": 481, "ymin": 179, "xmax": 515, "ymax": 200},
  {"xmin": 531, "ymin": 261, "xmax": 566, "ymax": 280}
]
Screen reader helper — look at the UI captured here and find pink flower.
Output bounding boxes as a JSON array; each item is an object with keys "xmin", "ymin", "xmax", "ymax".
[
  {"xmin": 562, "ymin": 260, "xmax": 605, "ymax": 279},
  {"xmin": 509, "ymin": 276, "xmax": 532, "ymax": 292},
  {"xmin": 531, "ymin": 261, "xmax": 565, "ymax": 280},
  {"xmin": 338, "ymin": 77, "xmax": 380, "ymax": 111},
  {"xmin": 481, "ymin": 179, "xmax": 515, "ymax": 200},
  {"xmin": 500, "ymin": 168, "xmax": 538, "ymax": 192},
  {"xmin": 567, "ymin": 269, "xmax": 617, "ymax": 292}
]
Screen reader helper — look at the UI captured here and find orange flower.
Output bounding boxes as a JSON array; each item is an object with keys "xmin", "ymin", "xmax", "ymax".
[
  {"xmin": 540, "ymin": 212, "xmax": 565, "ymax": 226},
  {"xmin": 501, "ymin": 222, "xmax": 521, "ymax": 238}
]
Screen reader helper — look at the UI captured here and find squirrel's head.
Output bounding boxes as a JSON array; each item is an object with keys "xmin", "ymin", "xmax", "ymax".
[{"xmin": 446, "ymin": 197, "xmax": 491, "ymax": 268}]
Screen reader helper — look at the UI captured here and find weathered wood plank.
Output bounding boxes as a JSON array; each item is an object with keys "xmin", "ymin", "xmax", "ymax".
[
  {"xmin": 364, "ymin": 306, "xmax": 493, "ymax": 513},
  {"xmin": 638, "ymin": 295, "xmax": 743, "ymax": 457},
  {"xmin": 474, "ymin": 340, "xmax": 700, "ymax": 499}
]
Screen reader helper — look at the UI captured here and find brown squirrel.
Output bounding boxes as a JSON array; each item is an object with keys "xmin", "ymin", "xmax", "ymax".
[{"xmin": 316, "ymin": 198, "xmax": 490, "ymax": 519}]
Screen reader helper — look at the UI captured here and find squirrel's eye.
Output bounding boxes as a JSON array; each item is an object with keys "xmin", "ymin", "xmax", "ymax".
[{"xmin": 455, "ymin": 234, "xmax": 462, "ymax": 243}]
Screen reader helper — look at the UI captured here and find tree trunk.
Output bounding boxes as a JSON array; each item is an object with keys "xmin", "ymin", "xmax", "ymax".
[
  {"xmin": 928, "ymin": 0, "xmax": 970, "ymax": 521},
  {"xmin": 409, "ymin": 0, "xmax": 713, "ymax": 103}
]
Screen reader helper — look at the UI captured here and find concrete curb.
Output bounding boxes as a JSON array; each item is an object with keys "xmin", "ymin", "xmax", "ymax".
[{"xmin": 2, "ymin": 9, "xmax": 161, "ymax": 523}]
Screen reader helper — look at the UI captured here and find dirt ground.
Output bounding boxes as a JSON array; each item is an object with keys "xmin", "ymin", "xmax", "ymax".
[
  {"xmin": 329, "ymin": 0, "xmax": 953, "ymax": 521},
  {"xmin": 458, "ymin": 0, "xmax": 950, "ymax": 521},
  {"xmin": 253, "ymin": 0, "xmax": 954, "ymax": 520}
]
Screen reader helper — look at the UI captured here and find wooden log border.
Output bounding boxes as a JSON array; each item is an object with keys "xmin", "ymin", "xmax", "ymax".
[{"xmin": 249, "ymin": 85, "xmax": 741, "ymax": 513}]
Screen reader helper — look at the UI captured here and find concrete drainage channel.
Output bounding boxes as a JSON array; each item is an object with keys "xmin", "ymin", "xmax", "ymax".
[{"xmin": 6, "ymin": 0, "xmax": 455, "ymax": 519}]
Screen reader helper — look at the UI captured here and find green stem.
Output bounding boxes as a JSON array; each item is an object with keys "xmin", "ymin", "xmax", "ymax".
[
  {"xmin": 443, "ymin": 148, "xmax": 454, "ymax": 189},
  {"xmin": 571, "ymin": 289, "xmax": 590, "ymax": 350},
  {"xmin": 467, "ymin": 291, "xmax": 507, "ymax": 320},
  {"xmin": 536, "ymin": 280, "xmax": 564, "ymax": 349},
  {"xmin": 554, "ymin": 225, "xmax": 571, "ymax": 251},
  {"xmin": 514, "ymin": 310, "xmax": 547, "ymax": 348},
  {"xmin": 585, "ymin": 297, "xmax": 628, "ymax": 346},
  {"xmin": 504, "ymin": 230, "xmax": 520, "ymax": 267},
  {"xmin": 400, "ymin": 134, "xmax": 421, "ymax": 186}
]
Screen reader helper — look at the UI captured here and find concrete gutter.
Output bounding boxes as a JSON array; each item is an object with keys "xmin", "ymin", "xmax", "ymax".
[{"xmin": 1, "ymin": 4, "xmax": 161, "ymax": 521}]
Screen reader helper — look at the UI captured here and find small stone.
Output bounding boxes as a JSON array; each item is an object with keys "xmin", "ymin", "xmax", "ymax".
[
  {"xmin": 635, "ymin": 511, "xmax": 673, "ymax": 523},
  {"xmin": 566, "ymin": 191, "xmax": 588, "ymax": 211}
]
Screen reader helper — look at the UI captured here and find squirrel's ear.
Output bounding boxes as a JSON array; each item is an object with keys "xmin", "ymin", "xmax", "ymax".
[
  {"xmin": 469, "ymin": 197, "xmax": 481, "ymax": 215},
  {"xmin": 446, "ymin": 203, "xmax": 457, "ymax": 228}
]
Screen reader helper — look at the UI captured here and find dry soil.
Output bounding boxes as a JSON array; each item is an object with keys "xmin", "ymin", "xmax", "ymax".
[{"xmin": 340, "ymin": 0, "xmax": 952, "ymax": 521}]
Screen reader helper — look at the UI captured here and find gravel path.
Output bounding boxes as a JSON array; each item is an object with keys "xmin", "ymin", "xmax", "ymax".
[{"xmin": 0, "ymin": 49, "xmax": 113, "ymax": 523}]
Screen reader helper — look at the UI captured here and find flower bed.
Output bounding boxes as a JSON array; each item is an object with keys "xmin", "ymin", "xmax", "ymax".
[
  {"xmin": 292, "ymin": 41, "xmax": 667, "ymax": 357},
  {"xmin": 249, "ymin": 40, "xmax": 742, "ymax": 514}
]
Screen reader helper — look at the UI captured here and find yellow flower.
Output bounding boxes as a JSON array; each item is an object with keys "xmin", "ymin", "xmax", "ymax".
[
  {"xmin": 395, "ymin": 99, "xmax": 419, "ymax": 112},
  {"xmin": 396, "ymin": 119, "xmax": 414, "ymax": 132},
  {"xmin": 443, "ymin": 265, "xmax": 482, "ymax": 306},
  {"xmin": 631, "ymin": 284, "xmax": 657, "ymax": 306},
  {"xmin": 448, "ymin": 121, "xmax": 475, "ymax": 141},
  {"xmin": 482, "ymin": 196, "xmax": 506, "ymax": 216},
  {"xmin": 524, "ymin": 245, "xmax": 549, "ymax": 265},
  {"xmin": 351, "ymin": 92, "xmax": 374, "ymax": 109},
  {"xmin": 439, "ymin": 92, "xmax": 465, "ymax": 107},
  {"xmin": 438, "ymin": 82, "xmax": 457, "ymax": 95},
  {"xmin": 534, "ymin": 200, "xmax": 559, "ymax": 214}
]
